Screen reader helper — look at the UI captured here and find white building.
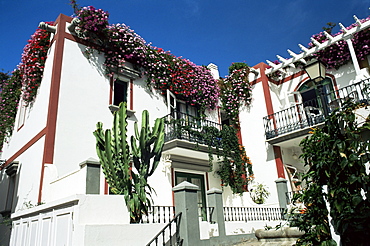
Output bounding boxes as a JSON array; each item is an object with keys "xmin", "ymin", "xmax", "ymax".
[
  {"xmin": 1, "ymin": 8, "xmax": 369, "ymax": 246},
  {"xmin": 0, "ymin": 13, "xmax": 265, "ymax": 246}
]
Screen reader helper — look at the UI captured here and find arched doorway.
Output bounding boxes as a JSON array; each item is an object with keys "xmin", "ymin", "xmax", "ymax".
[{"xmin": 298, "ymin": 77, "xmax": 335, "ymax": 124}]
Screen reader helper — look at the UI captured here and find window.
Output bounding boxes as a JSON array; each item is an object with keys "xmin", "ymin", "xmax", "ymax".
[
  {"xmin": 298, "ymin": 78, "xmax": 334, "ymax": 108},
  {"xmin": 220, "ymin": 110, "xmax": 231, "ymax": 126},
  {"xmin": 298, "ymin": 77, "xmax": 335, "ymax": 122},
  {"xmin": 109, "ymin": 78, "xmax": 134, "ymax": 115},
  {"xmin": 175, "ymin": 172, "xmax": 207, "ymax": 220},
  {"xmin": 113, "ymin": 79, "xmax": 128, "ymax": 106},
  {"xmin": 17, "ymin": 99, "xmax": 26, "ymax": 130},
  {"xmin": 166, "ymin": 89, "xmax": 199, "ymax": 120},
  {"xmin": 0, "ymin": 162, "xmax": 19, "ymax": 215}
]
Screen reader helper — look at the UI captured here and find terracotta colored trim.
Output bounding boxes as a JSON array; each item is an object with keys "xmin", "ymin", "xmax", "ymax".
[
  {"xmin": 273, "ymin": 146, "xmax": 286, "ymax": 179},
  {"xmin": 293, "ymin": 73, "xmax": 338, "ymax": 96},
  {"xmin": 276, "ymin": 71, "xmax": 306, "ymax": 85},
  {"xmin": 171, "ymin": 168, "xmax": 175, "ymax": 206},
  {"xmin": 217, "ymin": 107, "xmax": 221, "ymax": 125},
  {"xmin": 42, "ymin": 14, "xmax": 67, "ymax": 164},
  {"xmin": 0, "ymin": 128, "xmax": 47, "ymax": 170},
  {"xmin": 205, "ymin": 172, "xmax": 209, "ymax": 191},
  {"xmin": 38, "ymin": 14, "xmax": 68, "ymax": 203},
  {"xmin": 327, "ymin": 74, "xmax": 340, "ymax": 97},
  {"xmin": 237, "ymin": 126, "xmax": 243, "ymax": 146},
  {"xmin": 17, "ymin": 124, "xmax": 24, "ymax": 131},
  {"xmin": 258, "ymin": 63, "xmax": 275, "ymax": 117},
  {"xmin": 250, "ymin": 64, "xmax": 306, "ymax": 86},
  {"xmin": 257, "ymin": 63, "xmax": 286, "ymax": 179},
  {"xmin": 130, "ymin": 80, "xmax": 134, "ymax": 110},
  {"xmin": 293, "ymin": 76, "xmax": 310, "ymax": 92},
  {"xmin": 104, "ymin": 178, "xmax": 109, "ymax": 195}
]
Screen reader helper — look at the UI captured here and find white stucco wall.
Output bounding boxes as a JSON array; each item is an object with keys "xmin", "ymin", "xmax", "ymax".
[
  {"xmin": 239, "ymin": 82, "xmax": 280, "ymax": 206},
  {"xmin": 11, "ymin": 136, "xmax": 45, "ymax": 212}
]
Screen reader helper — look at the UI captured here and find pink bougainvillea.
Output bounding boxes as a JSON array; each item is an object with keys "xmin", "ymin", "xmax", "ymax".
[
  {"xmin": 219, "ymin": 66, "xmax": 252, "ymax": 124},
  {"xmin": 19, "ymin": 25, "xmax": 52, "ymax": 104},
  {"xmin": 309, "ymin": 16, "xmax": 370, "ymax": 70},
  {"xmin": 0, "ymin": 70, "xmax": 22, "ymax": 151},
  {"xmin": 0, "ymin": 25, "xmax": 52, "ymax": 150},
  {"xmin": 76, "ymin": 6, "xmax": 220, "ymax": 113}
]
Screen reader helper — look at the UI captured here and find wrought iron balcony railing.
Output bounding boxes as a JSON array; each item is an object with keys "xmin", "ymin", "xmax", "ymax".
[
  {"xmin": 163, "ymin": 111, "xmax": 222, "ymax": 147},
  {"xmin": 264, "ymin": 78, "xmax": 370, "ymax": 140}
]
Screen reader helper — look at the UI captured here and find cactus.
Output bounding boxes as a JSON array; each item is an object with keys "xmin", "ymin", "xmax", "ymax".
[
  {"xmin": 131, "ymin": 110, "xmax": 165, "ymax": 180},
  {"xmin": 93, "ymin": 102, "xmax": 165, "ymax": 222},
  {"xmin": 93, "ymin": 102, "xmax": 131, "ymax": 195}
]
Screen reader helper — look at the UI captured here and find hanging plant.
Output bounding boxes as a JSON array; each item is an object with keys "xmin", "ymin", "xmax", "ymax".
[
  {"xmin": 0, "ymin": 25, "xmax": 52, "ymax": 151},
  {"xmin": 75, "ymin": 6, "xmax": 219, "ymax": 114},
  {"xmin": 309, "ymin": 16, "xmax": 370, "ymax": 70},
  {"xmin": 0, "ymin": 70, "xmax": 22, "ymax": 151},
  {"xmin": 19, "ymin": 25, "xmax": 52, "ymax": 104},
  {"xmin": 219, "ymin": 63, "xmax": 252, "ymax": 125}
]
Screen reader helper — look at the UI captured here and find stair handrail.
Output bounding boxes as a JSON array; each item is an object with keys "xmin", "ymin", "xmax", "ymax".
[{"xmin": 146, "ymin": 212, "xmax": 183, "ymax": 246}]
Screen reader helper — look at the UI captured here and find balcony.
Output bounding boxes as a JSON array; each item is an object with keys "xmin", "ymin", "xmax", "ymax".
[
  {"xmin": 162, "ymin": 111, "xmax": 222, "ymax": 170},
  {"xmin": 264, "ymin": 78, "xmax": 370, "ymax": 142},
  {"xmin": 163, "ymin": 111, "xmax": 222, "ymax": 147}
]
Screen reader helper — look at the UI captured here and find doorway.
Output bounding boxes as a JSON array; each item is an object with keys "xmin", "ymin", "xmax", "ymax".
[{"xmin": 175, "ymin": 172, "xmax": 207, "ymax": 220}]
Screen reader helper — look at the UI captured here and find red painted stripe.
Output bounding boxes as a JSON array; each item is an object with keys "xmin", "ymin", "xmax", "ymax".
[
  {"xmin": 257, "ymin": 62, "xmax": 286, "ymax": 179},
  {"xmin": 273, "ymin": 146, "xmax": 286, "ymax": 179},
  {"xmin": 0, "ymin": 128, "xmax": 47, "ymax": 170},
  {"xmin": 38, "ymin": 14, "xmax": 68, "ymax": 203}
]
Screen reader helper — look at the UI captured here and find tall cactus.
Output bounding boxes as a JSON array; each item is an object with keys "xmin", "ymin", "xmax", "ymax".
[
  {"xmin": 93, "ymin": 102, "xmax": 131, "ymax": 195},
  {"xmin": 131, "ymin": 110, "xmax": 165, "ymax": 180},
  {"xmin": 93, "ymin": 102, "xmax": 165, "ymax": 222}
]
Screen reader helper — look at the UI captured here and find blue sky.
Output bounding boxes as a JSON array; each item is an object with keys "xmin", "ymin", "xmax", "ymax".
[{"xmin": 1, "ymin": 0, "xmax": 370, "ymax": 77}]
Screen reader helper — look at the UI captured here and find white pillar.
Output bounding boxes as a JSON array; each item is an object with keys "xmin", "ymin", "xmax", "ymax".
[{"xmin": 345, "ymin": 36, "xmax": 362, "ymax": 80}]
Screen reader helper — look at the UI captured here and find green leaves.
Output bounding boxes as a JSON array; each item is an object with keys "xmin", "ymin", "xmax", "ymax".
[
  {"xmin": 295, "ymin": 101, "xmax": 370, "ymax": 245},
  {"xmin": 94, "ymin": 102, "xmax": 164, "ymax": 223}
]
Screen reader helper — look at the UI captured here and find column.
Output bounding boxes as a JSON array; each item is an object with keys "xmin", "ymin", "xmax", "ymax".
[
  {"xmin": 173, "ymin": 181, "xmax": 201, "ymax": 246},
  {"xmin": 275, "ymin": 178, "xmax": 288, "ymax": 209},
  {"xmin": 207, "ymin": 188, "xmax": 226, "ymax": 237}
]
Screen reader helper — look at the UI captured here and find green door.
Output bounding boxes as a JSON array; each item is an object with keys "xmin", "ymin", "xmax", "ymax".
[{"xmin": 175, "ymin": 172, "xmax": 207, "ymax": 220}]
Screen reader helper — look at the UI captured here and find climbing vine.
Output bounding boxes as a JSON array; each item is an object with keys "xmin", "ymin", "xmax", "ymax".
[
  {"xmin": 217, "ymin": 125, "xmax": 253, "ymax": 194},
  {"xmin": 219, "ymin": 62, "xmax": 252, "ymax": 125}
]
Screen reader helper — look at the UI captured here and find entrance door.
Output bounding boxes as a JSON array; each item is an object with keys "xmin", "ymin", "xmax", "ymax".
[{"xmin": 175, "ymin": 172, "xmax": 207, "ymax": 220}]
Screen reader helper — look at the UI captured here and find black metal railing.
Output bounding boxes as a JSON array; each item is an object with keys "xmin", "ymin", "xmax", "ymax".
[
  {"xmin": 206, "ymin": 207, "xmax": 215, "ymax": 223},
  {"xmin": 264, "ymin": 78, "xmax": 370, "ymax": 139},
  {"xmin": 163, "ymin": 111, "xmax": 222, "ymax": 147},
  {"xmin": 223, "ymin": 207, "xmax": 286, "ymax": 222},
  {"xmin": 140, "ymin": 206, "xmax": 175, "ymax": 224},
  {"xmin": 146, "ymin": 212, "xmax": 183, "ymax": 246}
]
